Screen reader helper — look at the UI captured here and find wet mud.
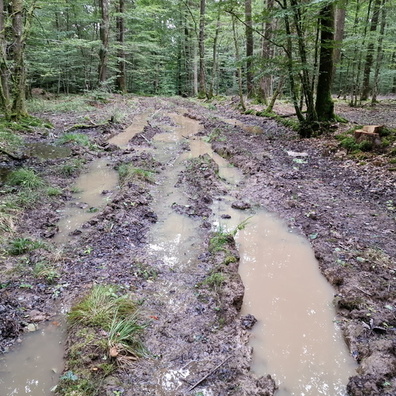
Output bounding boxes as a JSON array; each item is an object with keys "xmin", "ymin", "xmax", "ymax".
[{"xmin": 0, "ymin": 96, "xmax": 395, "ymax": 395}]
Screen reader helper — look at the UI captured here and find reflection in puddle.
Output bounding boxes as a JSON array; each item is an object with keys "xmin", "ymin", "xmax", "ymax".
[
  {"xmin": 215, "ymin": 205, "xmax": 357, "ymax": 395},
  {"xmin": 26, "ymin": 143, "xmax": 71, "ymax": 159},
  {"xmin": 54, "ymin": 158, "xmax": 118, "ymax": 243},
  {"xmin": 0, "ymin": 321, "xmax": 65, "ymax": 395}
]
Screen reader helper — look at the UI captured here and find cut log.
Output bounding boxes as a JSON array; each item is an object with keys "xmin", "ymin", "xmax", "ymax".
[
  {"xmin": 362, "ymin": 125, "xmax": 383, "ymax": 134},
  {"xmin": 354, "ymin": 129, "xmax": 381, "ymax": 145}
]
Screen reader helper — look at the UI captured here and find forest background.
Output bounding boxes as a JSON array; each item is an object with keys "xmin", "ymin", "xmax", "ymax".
[{"xmin": 0, "ymin": 0, "xmax": 395, "ymax": 133}]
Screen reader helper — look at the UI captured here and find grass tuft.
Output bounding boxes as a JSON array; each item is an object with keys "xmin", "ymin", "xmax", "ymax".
[{"xmin": 6, "ymin": 168, "xmax": 44, "ymax": 189}]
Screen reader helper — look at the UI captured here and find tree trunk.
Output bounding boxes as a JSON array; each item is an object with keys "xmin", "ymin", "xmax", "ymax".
[
  {"xmin": 198, "ymin": 0, "xmax": 206, "ymax": 98},
  {"xmin": 11, "ymin": 0, "xmax": 27, "ymax": 118},
  {"xmin": 0, "ymin": 0, "xmax": 10, "ymax": 117},
  {"xmin": 208, "ymin": 1, "xmax": 222, "ymax": 99},
  {"xmin": 315, "ymin": 3, "xmax": 335, "ymax": 121},
  {"xmin": 98, "ymin": 0, "xmax": 110, "ymax": 85},
  {"xmin": 290, "ymin": 0, "xmax": 316, "ymax": 122},
  {"xmin": 116, "ymin": 0, "xmax": 127, "ymax": 93},
  {"xmin": 371, "ymin": 0, "xmax": 386, "ymax": 104},
  {"xmin": 333, "ymin": 0, "xmax": 347, "ymax": 74},
  {"xmin": 245, "ymin": 0, "xmax": 254, "ymax": 98},
  {"xmin": 232, "ymin": 15, "xmax": 245, "ymax": 111},
  {"xmin": 360, "ymin": 0, "xmax": 381, "ymax": 101},
  {"xmin": 283, "ymin": 0, "xmax": 304, "ymax": 122},
  {"xmin": 257, "ymin": 0, "xmax": 274, "ymax": 104}
]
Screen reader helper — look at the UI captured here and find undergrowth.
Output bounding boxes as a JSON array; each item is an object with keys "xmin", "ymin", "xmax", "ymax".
[{"xmin": 58, "ymin": 285, "xmax": 146, "ymax": 395}]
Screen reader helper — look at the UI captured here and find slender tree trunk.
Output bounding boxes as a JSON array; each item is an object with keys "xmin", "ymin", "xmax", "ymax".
[
  {"xmin": 315, "ymin": 3, "xmax": 335, "ymax": 121},
  {"xmin": 0, "ymin": 0, "xmax": 10, "ymax": 117},
  {"xmin": 208, "ymin": 1, "xmax": 222, "ymax": 99},
  {"xmin": 198, "ymin": 0, "xmax": 206, "ymax": 98},
  {"xmin": 98, "ymin": 0, "xmax": 110, "ymax": 84},
  {"xmin": 371, "ymin": 0, "xmax": 386, "ymax": 103},
  {"xmin": 11, "ymin": 0, "xmax": 27, "ymax": 118},
  {"xmin": 283, "ymin": 0, "xmax": 304, "ymax": 122},
  {"xmin": 245, "ymin": 0, "xmax": 254, "ymax": 97},
  {"xmin": 290, "ymin": 0, "xmax": 316, "ymax": 122},
  {"xmin": 360, "ymin": 0, "xmax": 381, "ymax": 101},
  {"xmin": 116, "ymin": 0, "xmax": 127, "ymax": 93},
  {"xmin": 232, "ymin": 15, "xmax": 245, "ymax": 111},
  {"xmin": 333, "ymin": 0, "xmax": 347, "ymax": 78},
  {"xmin": 257, "ymin": 0, "xmax": 274, "ymax": 104}
]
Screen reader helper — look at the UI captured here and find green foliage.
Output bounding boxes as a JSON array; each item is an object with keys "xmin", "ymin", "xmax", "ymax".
[
  {"xmin": 68, "ymin": 285, "xmax": 137, "ymax": 328},
  {"xmin": 60, "ymin": 285, "xmax": 145, "ymax": 395},
  {"xmin": 58, "ymin": 133, "xmax": 91, "ymax": 147},
  {"xmin": 46, "ymin": 186, "xmax": 63, "ymax": 196},
  {"xmin": 202, "ymin": 272, "xmax": 226, "ymax": 288},
  {"xmin": 209, "ymin": 229, "xmax": 233, "ymax": 253},
  {"xmin": 117, "ymin": 164, "xmax": 155, "ymax": 184},
  {"xmin": 58, "ymin": 159, "xmax": 84, "ymax": 176},
  {"xmin": 33, "ymin": 262, "xmax": 60, "ymax": 284},
  {"xmin": 0, "ymin": 130, "xmax": 24, "ymax": 153},
  {"xmin": 27, "ymin": 96, "xmax": 95, "ymax": 113},
  {"xmin": 6, "ymin": 168, "xmax": 44, "ymax": 189},
  {"xmin": 0, "ymin": 116, "xmax": 53, "ymax": 132},
  {"xmin": 8, "ymin": 237, "xmax": 46, "ymax": 255}
]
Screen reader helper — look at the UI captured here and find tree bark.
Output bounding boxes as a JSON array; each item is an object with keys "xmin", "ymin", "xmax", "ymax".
[
  {"xmin": 208, "ymin": 1, "xmax": 222, "ymax": 99},
  {"xmin": 232, "ymin": 15, "xmax": 245, "ymax": 111},
  {"xmin": 0, "ymin": 0, "xmax": 10, "ymax": 117},
  {"xmin": 198, "ymin": 0, "xmax": 206, "ymax": 98},
  {"xmin": 245, "ymin": 0, "xmax": 254, "ymax": 97},
  {"xmin": 315, "ymin": 3, "xmax": 335, "ymax": 121},
  {"xmin": 257, "ymin": 0, "xmax": 275, "ymax": 104},
  {"xmin": 360, "ymin": 0, "xmax": 381, "ymax": 101},
  {"xmin": 116, "ymin": 0, "xmax": 127, "ymax": 93},
  {"xmin": 11, "ymin": 0, "xmax": 27, "ymax": 118},
  {"xmin": 333, "ymin": 0, "xmax": 347, "ymax": 72},
  {"xmin": 371, "ymin": 0, "xmax": 386, "ymax": 103},
  {"xmin": 98, "ymin": 0, "xmax": 110, "ymax": 84}
]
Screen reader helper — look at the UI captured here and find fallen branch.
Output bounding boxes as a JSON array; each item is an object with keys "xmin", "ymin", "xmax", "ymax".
[
  {"xmin": 188, "ymin": 356, "xmax": 231, "ymax": 391},
  {"xmin": 65, "ymin": 120, "xmax": 110, "ymax": 132}
]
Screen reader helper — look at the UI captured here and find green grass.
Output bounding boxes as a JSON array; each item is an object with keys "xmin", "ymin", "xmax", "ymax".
[
  {"xmin": 202, "ymin": 272, "xmax": 226, "ymax": 288},
  {"xmin": 59, "ymin": 285, "xmax": 146, "ymax": 395},
  {"xmin": 33, "ymin": 262, "xmax": 60, "ymax": 284},
  {"xmin": 58, "ymin": 159, "xmax": 84, "ymax": 176},
  {"xmin": 58, "ymin": 133, "xmax": 91, "ymax": 147},
  {"xmin": 6, "ymin": 168, "xmax": 44, "ymax": 189},
  {"xmin": 27, "ymin": 96, "xmax": 95, "ymax": 114},
  {"xmin": 117, "ymin": 164, "xmax": 155, "ymax": 184},
  {"xmin": 8, "ymin": 237, "xmax": 46, "ymax": 255},
  {"xmin": 0, "ymin": 115, "xmax": 53, "ymax": 132},
  {"xmin": 0, "ymin": 130, "xmax": 24, "ymax": 153},
  {"xmin": 68, "ymin": 285, "xmax": 137, "ymax": 328},
  {"xmin": 46, "ymin": 186, "xmax": 63, "ymax": 196}
]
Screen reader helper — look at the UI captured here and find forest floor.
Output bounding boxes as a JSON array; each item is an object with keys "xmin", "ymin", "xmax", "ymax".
[{"xmin": 0, "ymin": 95, "xmax": 395, "ymax": 396}]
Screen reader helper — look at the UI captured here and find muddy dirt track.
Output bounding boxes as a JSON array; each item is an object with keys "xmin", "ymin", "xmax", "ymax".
[{"xmin": 0, "ymin": 96, "xmax": 395, "ymax": 395}]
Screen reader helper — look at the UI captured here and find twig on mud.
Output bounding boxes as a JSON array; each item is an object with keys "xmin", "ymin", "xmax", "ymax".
[
  {"xmin": 354, "ymin": 286, "xmax": 372, "ymax": 297},
  {"xmin": 139, "ymin": 134, "xmax": 150, "ymax": 144},
  {"xmin": 188, "ymin": 356, "xmax": 231, "ymax": 392}
]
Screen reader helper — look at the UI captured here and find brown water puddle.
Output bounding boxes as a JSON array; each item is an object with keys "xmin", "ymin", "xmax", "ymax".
[
  {"xmin": 0, "ymin": 321, "xmax": 65, "ymax": 395},
  {"xmin": 26, "ymin": 143, "xmax": 71, "ymax": 159},
  {"xmin": 108, "ymin": 110, "xmax": 153, "ymax": 148},
  {"xmin": 54, "ymin": 158, "xmax": 118, "ymax": 243},
  {"xmin": 214, "ymin": 199, "xmax": 357, "ymax": 395}
]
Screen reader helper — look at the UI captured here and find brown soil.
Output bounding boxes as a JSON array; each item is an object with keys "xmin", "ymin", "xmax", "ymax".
[{"xmin": 0, "ymin": 95, "xmax": 395, "ymax": 395}]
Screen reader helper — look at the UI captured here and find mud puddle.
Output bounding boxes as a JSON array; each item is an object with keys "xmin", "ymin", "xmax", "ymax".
[
  {"xmin": 26, "ymin": 143, "xmax": 71, "ymax": 159},
  {"xmin": 214, "ymin": 198, "xmax": 357, "ymax": 395},
  {"xmin": 108, "ymin": 110, "xmax": 153, "ymax": 148},
  {"xmin": 0, "ymin": 321, "xmax": 65, "ymax": 395},
  {"xmin": 54, "ymin": 158, "xmax": 118, "ymax": 243}
]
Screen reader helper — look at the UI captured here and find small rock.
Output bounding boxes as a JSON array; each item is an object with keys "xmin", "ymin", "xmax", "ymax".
[
  {"xmin": 26, "ymin": 323, "xmax": 37, "ymax": 332},
  {"xmin": 241, "ymin": 314, "xmax": 257, "ymax": 330},
  {"xmin": 221, "ymin": 214, "xmax": 231, "ymax": 219},
  {"xmin": 231, "ymin": 201, "xmax": 251, "ymax": 210}
]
